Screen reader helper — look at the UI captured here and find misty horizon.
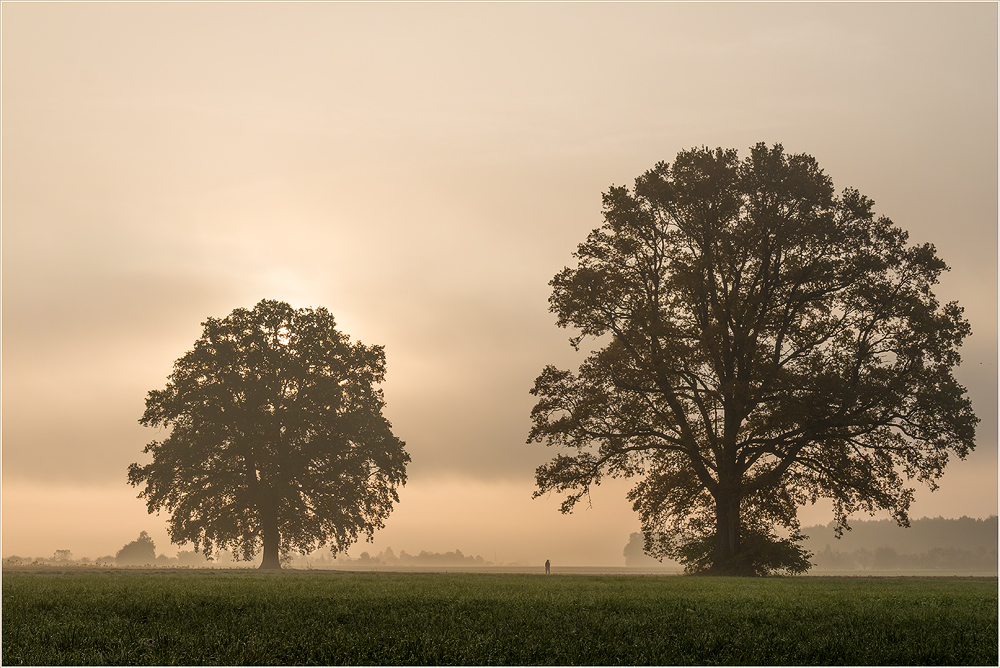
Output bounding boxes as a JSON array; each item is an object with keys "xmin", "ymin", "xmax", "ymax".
[{"xmin": 6, "ymin": 514, "xmax": 997, "ymax": 573}]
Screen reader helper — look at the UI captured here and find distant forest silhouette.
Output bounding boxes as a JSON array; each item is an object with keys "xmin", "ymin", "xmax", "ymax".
[
  {"xmin": 316, "ymin": 547, "xmax": 492, "ymax": 568},
  {"xmin": 5, "ymin": 516, "xmax": 995, "ymax": 571},
  {"xmin": 624, "ymin": 516, "xmax": 998, "ymax": 571},
  {"xmin": 2, "ymin": 544, "xmax": 495, "ymax": 569}
]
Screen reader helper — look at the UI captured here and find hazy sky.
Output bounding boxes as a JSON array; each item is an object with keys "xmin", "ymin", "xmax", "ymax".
[{"xmin": 3, "ymin": 3, "xmax": 997, "ymax": 566}]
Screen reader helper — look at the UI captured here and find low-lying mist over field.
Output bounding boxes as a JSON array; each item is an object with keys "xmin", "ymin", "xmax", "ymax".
[{"xmin": 6, "ymin": 515, "xmax": 995, "ymax": 575}]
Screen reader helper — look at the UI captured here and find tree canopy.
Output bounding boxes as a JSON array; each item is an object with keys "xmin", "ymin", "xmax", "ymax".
[
  {"xmin": 115, "ymin": 531, "xmax": 156, "ymax": 566},
  {"xmin": 128, "ymin": 299, "xmax": 409, "ymax": 569},
  {"xmin": 528, "ymin": 143, "xmax": 978, "ymax": 576}
]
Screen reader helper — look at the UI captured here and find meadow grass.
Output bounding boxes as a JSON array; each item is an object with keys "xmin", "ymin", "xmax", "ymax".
[{"xmin": 2, "ymin": 568, "xmax": 996, "ymax": 665}]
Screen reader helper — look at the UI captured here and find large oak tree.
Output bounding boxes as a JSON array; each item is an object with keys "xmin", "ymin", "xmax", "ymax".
[
  {"xmin": 129, "ymin": 299, "xmax": 409, "ymax": 569},
  {"xmin": 529, "ymin": 144, "xmax": 978, "ymax": 575}
]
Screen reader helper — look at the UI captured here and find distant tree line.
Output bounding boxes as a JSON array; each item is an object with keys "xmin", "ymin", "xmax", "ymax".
[
  {"xmin": 802, "ymin": 516, "xmax": 997, "ymax": 571},
  {"xmin": 810, "ymin": 544, "xmax": 996, "ymax": 571},
  {"xmin": 1, "ymin": 540, "xmax": 493, "ymax": 570},
  {"xmin": 330, "ymin": 547, "xmax": 492, "ymax": 568},
  {"xmin": 3, "ymin": 551, "xmax": 218, "ymax": 569},
  {"xmin": 2, "ymin": 531, "xmax": 213, "ymax": 569},
  {"xmin": 623, "ymin": 516, "xmax": 997, "ymax": 571},
  {"xmin": 1, "ymin": 551, "xmax": 106, "ymax": 567},
  {"xmin": 801, "ymin": 515, "xmax": 997, "ymax": 554}
]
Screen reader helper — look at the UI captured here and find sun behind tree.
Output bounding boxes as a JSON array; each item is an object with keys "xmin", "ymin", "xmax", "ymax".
[
  {"xmin": 129, "ymin": 299, "xmax": 410, "ymax": 569},
  {"xmin": 529, "ymin": 143, "xmax": 979, "ymax": 576}
]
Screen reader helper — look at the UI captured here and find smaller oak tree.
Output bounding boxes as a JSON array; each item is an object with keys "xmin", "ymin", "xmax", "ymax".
[{"xmin": 128, "ymin": 299, "xmax": 409, "ymax": 569}]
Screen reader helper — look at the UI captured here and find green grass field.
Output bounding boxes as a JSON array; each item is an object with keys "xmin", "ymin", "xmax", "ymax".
[{"xmin": 2, "ymin": 568, "xmax": 996, "ymax": 665}]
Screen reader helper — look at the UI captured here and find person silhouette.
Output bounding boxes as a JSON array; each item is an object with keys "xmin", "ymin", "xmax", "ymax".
[{"xmin": 545, "ymin": 559, "xmax": 551, "ymax": 574}]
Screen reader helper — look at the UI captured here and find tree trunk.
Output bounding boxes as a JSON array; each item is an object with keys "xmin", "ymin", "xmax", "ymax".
[
  {"xmin": 712, "ymin": 486, "xmax": 743, "ymax": 575},
  {"xmin": 712, "ymin": 393, "xmax": 750, "ymax": 576},
  {"xmin": 258, "ymin": 492, "xmax": 281, "ymax": 570}
]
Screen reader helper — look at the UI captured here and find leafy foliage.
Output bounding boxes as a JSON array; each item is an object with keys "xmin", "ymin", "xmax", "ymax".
[
  {"xmin": 128, "ymin": 300, "xmax": 409, "ymax": 568},
  {"xmin": 673, "ymin": 525, "xmax": 812, "ymax": 577},
  {"xmin": 529, "ymin": 143, "xmax": 978, "ymax": 575}
]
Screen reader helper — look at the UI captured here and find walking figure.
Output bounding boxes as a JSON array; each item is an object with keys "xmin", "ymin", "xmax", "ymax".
[{"xmin": 545, "ymin": 559, "xmax": 551, "ymax": 574}]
